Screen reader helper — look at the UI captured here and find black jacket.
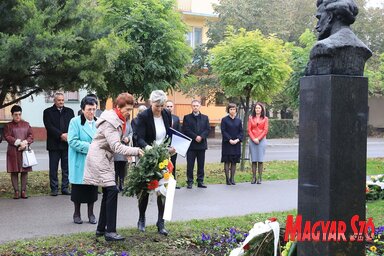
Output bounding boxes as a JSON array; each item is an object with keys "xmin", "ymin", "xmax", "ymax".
[
  {"xmin": 182, "ymin": 112, "xmax": 210, "ymax": 150},
  {"xmin": 171, "ymin": 114, "xmax": 181, "ymax": 132},
  {"xmin": 43, "ymin": 105, "xmax": 74, "ymax": 150},
  {"xmin": 135, "ymin": 108, "xmax": 172, "ymax": 149}
]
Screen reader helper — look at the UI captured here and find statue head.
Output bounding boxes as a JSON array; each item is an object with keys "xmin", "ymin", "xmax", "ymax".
[{"xmin": 315, "ymin": 0, "xmax": 358, "ymax": 40}]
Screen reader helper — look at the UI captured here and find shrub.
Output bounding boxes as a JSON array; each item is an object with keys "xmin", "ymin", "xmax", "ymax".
[{"xmin": 268, "ymin": 119, "xmax": 297, "ymax": 139}]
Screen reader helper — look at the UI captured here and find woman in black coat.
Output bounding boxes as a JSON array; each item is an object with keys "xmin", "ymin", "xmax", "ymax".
[
  {"xmin": 134, "ymin": 90, "xmax": 176, "ymax": 236},
  {"xmin": 220, "ymin": 103, "xmax": 243, "ymax": 185}
]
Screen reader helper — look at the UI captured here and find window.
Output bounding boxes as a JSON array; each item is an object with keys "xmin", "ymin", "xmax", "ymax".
[
  {"xmin": 66, "ymin": 91, "xmax": 79, "ymax": 101},
  {"xmin": 186, "ymin": 27, "xmax": 203, "ymax": 48},
  {"xmin": 45, "ymin": 91, "xmax": 80, "ymax": 102}
]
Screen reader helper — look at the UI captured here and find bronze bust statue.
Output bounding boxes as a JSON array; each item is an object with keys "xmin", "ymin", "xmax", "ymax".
[{"xmin": 306, "ymin": 0, "xmax": 372, "ymax": 76}]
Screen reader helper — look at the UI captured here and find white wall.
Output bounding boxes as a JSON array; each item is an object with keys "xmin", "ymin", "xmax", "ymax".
[
  {"xmin": 368, "ymin": 96, "xmax": 384, "ymax": 128},
  {"xmin": 190, "ymin": 0, "xmax": 219, "ymax": 15},
  {"xmin": 20, "ymin": 90, "xmax": 88, "ymax": 127}
]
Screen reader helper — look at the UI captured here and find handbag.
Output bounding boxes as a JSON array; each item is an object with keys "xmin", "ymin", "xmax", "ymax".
[{"xmin": 22, "ymin": 146, "xmax": 38, "ymax": 168}]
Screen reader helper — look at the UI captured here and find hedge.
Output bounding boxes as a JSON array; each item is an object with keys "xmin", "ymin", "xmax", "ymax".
[{"xmin": 267, "ymin": 119, "xmax": 297, "ymax": 139}]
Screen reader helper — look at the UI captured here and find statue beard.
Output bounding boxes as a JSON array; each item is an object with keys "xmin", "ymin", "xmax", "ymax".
[{"xmin": 317, "ymin": 22, "xmax": 332, "ymax": 40}]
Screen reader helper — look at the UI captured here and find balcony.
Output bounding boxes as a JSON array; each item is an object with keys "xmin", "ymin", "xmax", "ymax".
[{"xmin": 177, "ymin": 0, "xmax": 192, "ymax": 12}]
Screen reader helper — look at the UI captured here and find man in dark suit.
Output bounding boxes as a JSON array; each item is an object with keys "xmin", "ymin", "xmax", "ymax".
[
  {"xmin": 182, "ymin": 99, "xmax": 210, "ymax": 189},
  {"xmin": 43, "ymin": 92, "xmax": 75, "ymax": 196},
  {"xmin": 166, "ymin": 100, "xmax": 181, "ymax": 189}
]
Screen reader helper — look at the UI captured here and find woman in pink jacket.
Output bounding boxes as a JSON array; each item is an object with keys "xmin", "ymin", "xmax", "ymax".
[
  {"xmin": 83, "ymin": 93, "xmax": 144, "ymax": 241},
  {"xmin": 247, "ymin": 102, "xmax": 269, "ymax": 184}
]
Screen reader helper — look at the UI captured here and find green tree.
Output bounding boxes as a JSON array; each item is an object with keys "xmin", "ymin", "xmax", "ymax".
[
  {"xmin": 210, "ymin": 29, "xmax": 292, "ymax": 170},
  {"xmin": 178, "ymin": 45, "xmax": 223, "ymax": 105},
  {"xmin": 277, "ymin": 29, "xmax": 316, "ymax": 109},
  {"xmin": 101, "ymin": 0, "xmax": 192, "ymax": 100},
  {"xmin": 207, "ymin": 0, "xmax": 316, "ymax": 48},
  {"xmin": 365, "ymin": 53, "xmax": 384, "ymax": 96},
  {"xmin": 353, "ymin": 0, "xmax": 384, "ymax": 53},
  {"xmin": 0, "ymin": 0, "xmax": 125, "ymax": 109}
]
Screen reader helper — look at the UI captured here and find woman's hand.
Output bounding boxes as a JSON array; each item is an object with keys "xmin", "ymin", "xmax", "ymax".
[
  {"xmin": 168, "ymin": 146, "xmax": 176, "ymax": 155},
  {"xmin": 254, "ymin": 138, "xmax": 259, "ymax": 144},
  {"xmin": 123, "ymin": 137, "xmax": 129, "ymax": 144},
  {"xmin": 137, "ymin": 148, "xmax": 144, "ymax": 157}
]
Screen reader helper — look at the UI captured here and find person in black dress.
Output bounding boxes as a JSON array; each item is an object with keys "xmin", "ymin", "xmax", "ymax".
[{"xmin": 220, "ymin": 103, "xmax": 243, "ymax": 185}]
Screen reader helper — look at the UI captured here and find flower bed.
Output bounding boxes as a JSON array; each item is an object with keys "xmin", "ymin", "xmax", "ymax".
[{"xmin": 366, "ymin": 226, "xmax": 384, "ymax": 255}]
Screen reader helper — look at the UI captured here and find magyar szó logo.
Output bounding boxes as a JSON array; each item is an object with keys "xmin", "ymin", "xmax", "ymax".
[{"xmin": 284, "ymin": 215, "xmax": 375, "ymax": 242}]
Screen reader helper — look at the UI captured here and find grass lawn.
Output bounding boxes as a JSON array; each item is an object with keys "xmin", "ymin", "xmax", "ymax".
[
  {"xmin": 0, "ymin": 200, "xmax": 382, "ymax": 256},
  {"xmin": 1, "ymin": 158, "xmax": 383, "ymax": 198}
]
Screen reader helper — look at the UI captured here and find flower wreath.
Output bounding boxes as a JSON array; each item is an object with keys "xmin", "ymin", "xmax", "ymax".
[{"xmin": 122, "ymin": 140, "xmax": 174, "ymax": 198}]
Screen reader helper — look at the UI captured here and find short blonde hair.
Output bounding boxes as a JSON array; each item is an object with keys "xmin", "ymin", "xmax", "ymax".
[{"xmin": 149, "ymin": 90, "xmax": 167, "ymax": 104}]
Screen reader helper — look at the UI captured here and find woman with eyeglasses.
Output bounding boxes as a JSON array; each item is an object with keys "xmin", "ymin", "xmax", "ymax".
[
  {"xmin": 3, "ymin": 105, "xmax": 34, "ymax": 199},
  {"xmin": 68, "ymin": 96, "xmax": 99, "ymax": 225}
]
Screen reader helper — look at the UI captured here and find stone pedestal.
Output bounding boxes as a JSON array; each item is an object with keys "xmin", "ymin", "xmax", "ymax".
[{"xmin": 298, "ymin": 75, "xmax": 368, "ymax": 256}]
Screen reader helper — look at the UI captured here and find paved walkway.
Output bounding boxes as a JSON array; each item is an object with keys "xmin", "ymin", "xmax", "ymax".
[{"xmin": 0, "ymin": 179, "xmax": 298, "ymax": 244}]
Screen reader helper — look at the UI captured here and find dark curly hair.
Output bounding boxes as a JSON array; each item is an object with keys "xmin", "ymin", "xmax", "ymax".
[{"xmin": 11, "ymin": 105, "xmax": 22, "ymax": 114}]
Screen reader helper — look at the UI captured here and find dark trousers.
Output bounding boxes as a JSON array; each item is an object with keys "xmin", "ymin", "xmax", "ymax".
[
  {"xmin": 114, "ymin": 161, "xmax": 127, "ymax": 190},
  {"xmin": 138, "ymin": 192, "xmax": 165, "ymax": 223},
  {"xmin": 170, "ymin": 154, "xmax": 177, "ymax": 180},
  {"xmin": 186, "ymin": 149, "xmax": 206, "ymax": 184},
  {"xmin": 97, "ymin": 186, "xmax": 119, "ymax": 233},
  {"xmin": 48, "ymin": 150, "xmax": 69, "ymax": 192}
]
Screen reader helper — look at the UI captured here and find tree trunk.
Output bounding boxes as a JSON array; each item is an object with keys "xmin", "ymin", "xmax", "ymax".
[
  {"xmin": 240, "ymin": 95, "xmax": 250, "ymax": 171},
  {"xmin": 99, "ymin": 97, "xmax": 107, "ymax": 111}
]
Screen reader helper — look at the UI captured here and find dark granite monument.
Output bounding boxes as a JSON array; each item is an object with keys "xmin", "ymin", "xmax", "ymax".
[{"xmin": 298, "ymin": 0, "xmax": 372, "ymax": 255}]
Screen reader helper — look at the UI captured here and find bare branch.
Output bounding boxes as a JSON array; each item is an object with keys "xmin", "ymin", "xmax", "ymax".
[{"xmin": 0, "ymin": 88, "xmax": 43, "ymax": 109}]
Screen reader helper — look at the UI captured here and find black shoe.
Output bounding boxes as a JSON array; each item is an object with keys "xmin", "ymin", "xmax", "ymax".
[
  {"xmin": 73, "ymin": 216, "xmax": 83, "ymax": 224},
  {"xmin": 157, "ymin": 221, "xmax": 168, "ymax": 236},
  {"xmin": 251, "ymin": 177, "xmax": 256, "ymax": 184},
  {"xmin": 89, "ymin": 215, "xmax": 97, "ymax": 224},
  {"xmin": 96, "ymin": 230, "xmax": 105, "ymax": 237},
  {"xmin": 187, "ymin": 183, "xmax": 192, "ymax": 189},
  {"xmin": 231, "ymin": 179, "xmax": 236, "ymax": 185},
  {"xmin": 137, "ymin": 218, "xmax": 145, "ymax": 232},
  {"xmin": 175, "ymin": 186, "xmax": 181, "ymax": 189},
  {"xmin": 197, "ymin": 183, "xmax": 207, "ymax": 188},
  {"xmin": 50, "ymin": 191, "xmax": 58, "ymax": 196},
  {"xmin": 62, "ymin": 189, "xmax": 71, "ymax": 195},
  {"xmin": 104, "ymin": 232, "xmax": 125, "ymax": 241},
  {"xmin": 226, "ymin": 178, "xmax": 231, "ymax": 185}
]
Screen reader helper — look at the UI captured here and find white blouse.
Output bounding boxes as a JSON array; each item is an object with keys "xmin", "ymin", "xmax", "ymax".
[{"xmin": 154, "ymin": 116, "xmax": 166, "ymax": 145}]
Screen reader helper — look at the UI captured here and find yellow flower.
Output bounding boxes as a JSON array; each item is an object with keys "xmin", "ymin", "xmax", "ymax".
[
  {"xmin": 163, "ymin": 172, "xmax": 170, "ymax": 180},
  {"xmin": 370, "ymin": 246, "xmax": 377, "ymax": 252},
  {"xmin": 159, "ymin": 162, "xmax": 165, "ymax": 169},
  {"xmin": 162, "ymin": 159, "xmax": 169, "ymax": 166}
]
